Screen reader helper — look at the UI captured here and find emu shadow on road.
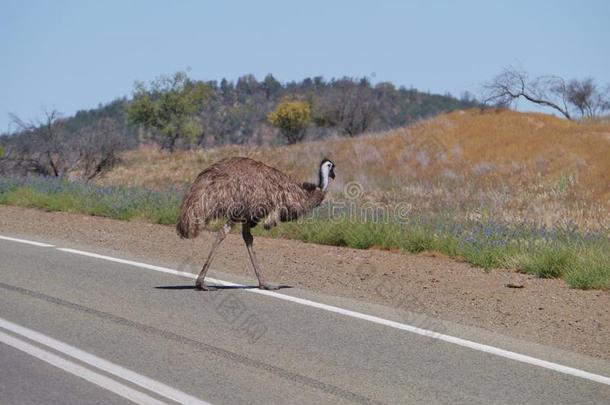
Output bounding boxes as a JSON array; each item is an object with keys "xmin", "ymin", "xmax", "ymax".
[{"xmin": 155, "ymin": 284, "xmax": 292, "ymax": 291}]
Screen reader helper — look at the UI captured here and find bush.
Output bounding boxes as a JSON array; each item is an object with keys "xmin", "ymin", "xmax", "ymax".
[
  {"xmin": 267, "ymin": 99, "xmax": 312, "ymax": 144},
  {"xmin": 519, "ymin": 247, "xmax": 574, "ymax": 278}
]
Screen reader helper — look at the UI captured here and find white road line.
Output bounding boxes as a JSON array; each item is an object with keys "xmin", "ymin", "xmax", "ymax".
[
  {"xmin": 3, "ymin": 235, "xmax": 610, "ymax": 387},
  {"xmin": 0, "ymin": 330, "xmax": 166, "ymax": 405},
  {"xmin": 57, "ymin": 248, "xmax": 198, "ymax": 279},
  {"xmin": 0, "ymin": 235, "xmax": 54, "ymax": 247},
  {"xmin": 0, "ymin": 318, "xmax": 211, "ymax": 405}
]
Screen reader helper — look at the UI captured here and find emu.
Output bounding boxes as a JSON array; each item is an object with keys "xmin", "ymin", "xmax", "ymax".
[{"xmin": 177, "ymin": 157, "xmax": 335, "ymax": 290}]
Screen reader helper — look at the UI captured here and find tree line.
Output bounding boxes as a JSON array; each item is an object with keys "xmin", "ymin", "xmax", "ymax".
[{"xmin": 128, "ymin": 72, "xmax": 479, "ymax": 150}]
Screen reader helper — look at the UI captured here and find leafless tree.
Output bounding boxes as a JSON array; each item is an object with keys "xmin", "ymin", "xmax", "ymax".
[
  {"xmin": 483, "ymin": 67, "xmax": 610, "ymax": 120},
  {"xmin": 483, "ymin": 68, "xmax": 572, "ymax": 119},
  {"xmin": 1, "ymin": 110, "xmax": 124, "ymax": 179},
  {"xmin": 70, "ymin": 118, "xmax": 123, "ymax": 180},
  {"xmin": 317, "ymin": 78, "xmax": 380, "ymax": 136},
  {"xmin": 566, "ymin": 78, "xmax": 610, "ymax": 118},
  {"xmin": 5, "ymin": 109, "xmax": 64, "ymax": 176}
]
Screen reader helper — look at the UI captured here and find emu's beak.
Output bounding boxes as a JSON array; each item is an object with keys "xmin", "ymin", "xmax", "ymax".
[{"xmin": 329, "ymin": 167, "xmax": 336, "ymax": 179}]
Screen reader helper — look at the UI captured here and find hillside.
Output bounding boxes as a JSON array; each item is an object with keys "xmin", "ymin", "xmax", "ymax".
[
  {"xmin": 102, "ymin": 109, "xmax": 610, "ymax": 230},
  {"xmin": 1, "ymin": 75, "xmax": 478, "ymax": 150}
]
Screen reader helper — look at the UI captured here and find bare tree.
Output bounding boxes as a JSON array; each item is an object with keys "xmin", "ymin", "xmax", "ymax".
[
  {"xmin": 483, "ymin": 68, "xmax": 572, "ymax": 120},
  {"xmin": 317, "ymin": 78, "xmax": 380, "ymax": 136},
  {"xmin": 1, "ymin": 110, "xmax": 124, "ymax": 179},
  {"xmin": 69, "ymin": 118, "xmax": 123, "ymax": 180},
  {"xmin": 484, "ymin": 67, "xmax": 610, "ymax": 120},
  {"xmin": 566, "ymin": 78, "xmax": 610, "ymax": 118},
  {"xmin": 6, "ymin": 109, "xmax": 64, "ymax": 176}
]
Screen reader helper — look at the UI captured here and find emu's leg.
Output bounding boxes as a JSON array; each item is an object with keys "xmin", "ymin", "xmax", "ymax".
[
  {"xmin": 242, "ymin": 222, "xmax": 279, "ymax": 290},
  {"xmin": 195, "ymin": 222, "xmax": 232, "ymax": 290}
]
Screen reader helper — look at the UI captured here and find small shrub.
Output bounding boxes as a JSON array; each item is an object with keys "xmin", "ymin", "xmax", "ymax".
[
  {"xmin": 564, "ymin": 249, "xmax": 610, "ymax": 290},
  {"xmin": 462, "ymin": 245, "xmax": 509, "ymax": 270},
  {"xmin": 401, "ymin": 227, "xmax": 435, "ymax": 253},
  {"xmin": 519, "ymin": 247, "xmax": 574, "ymax": 278}
]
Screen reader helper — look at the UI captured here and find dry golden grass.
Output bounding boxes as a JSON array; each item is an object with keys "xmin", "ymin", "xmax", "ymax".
[{"xmin": 101, "ymin": 109, "xmax": 610, "ymax": 230}]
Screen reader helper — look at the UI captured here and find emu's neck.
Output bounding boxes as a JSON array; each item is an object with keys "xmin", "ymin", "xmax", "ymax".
[{"xmin": 318, "ymin": 169, "xmax": 329, "ymax": 191}]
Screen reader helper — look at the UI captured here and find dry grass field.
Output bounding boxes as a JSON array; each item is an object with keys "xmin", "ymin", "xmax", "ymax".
[{"xmin": 103, "ymin": 109, "xmax": 610, "ymax": 230}]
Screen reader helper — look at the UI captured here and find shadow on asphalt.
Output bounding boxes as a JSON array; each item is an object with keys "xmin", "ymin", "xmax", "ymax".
[{"xmin": 155, "ymin": 284, "xmax": 293, "ymax": 291}]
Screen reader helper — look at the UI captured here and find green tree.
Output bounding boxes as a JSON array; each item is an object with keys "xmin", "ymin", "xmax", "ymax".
[
  {"xmin": 267, "ymin": 98, "xmax": 312, "ymax": 144},
  {"xmin": 127, "ymin": 71, "xmax": 208, "ymax": 152},
  {"xmin": 262, "ymin": 73, "xmax": 282, "ymax": 100}
]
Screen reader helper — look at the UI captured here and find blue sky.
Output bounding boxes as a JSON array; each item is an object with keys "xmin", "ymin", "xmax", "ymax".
[{"xmin": 1, "ymin": 0, "xmax": 609, "ymax": 132}]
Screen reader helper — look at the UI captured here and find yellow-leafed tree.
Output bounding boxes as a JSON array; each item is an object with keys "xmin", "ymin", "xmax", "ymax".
[{"xmin": 267, "ymin": 99, "xmax": 312, "ymax": 144}]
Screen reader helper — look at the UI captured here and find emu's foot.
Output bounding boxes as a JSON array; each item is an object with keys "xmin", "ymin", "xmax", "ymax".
[
  {"xmin": 259, "ymin": 284, "xmax": 280, "ymax": 291},
  {"xmin": 195, "ymin": 281, "xmax": 217, "ymax": 291},
  {"xmin": 263, "ymin": 219, "xmax": 277, "ymax": 230}
]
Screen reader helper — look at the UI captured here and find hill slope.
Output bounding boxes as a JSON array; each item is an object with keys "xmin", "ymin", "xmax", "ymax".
[{"xmin": 103, "ymin": 109, "xmax": 610, "ymax": 229}]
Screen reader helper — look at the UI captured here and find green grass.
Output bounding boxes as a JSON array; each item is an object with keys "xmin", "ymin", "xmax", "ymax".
[
  {"xmin": 1, "ymin": 176, "xmax": 608, "ymax": 290},
  {"xmin": 519, "ymin": 247, "xmax": 574, "ymax": 278},
  {"xmin": 564, "ymin": 253, "xmax": 610, "ymax": 289},
  {"xmin": 0, "ymin": 177, "xmax": 180, "ymax": 225},
  {"xmin": 258, "ymin": 216, "xmax": 610, "ymax": 290}
]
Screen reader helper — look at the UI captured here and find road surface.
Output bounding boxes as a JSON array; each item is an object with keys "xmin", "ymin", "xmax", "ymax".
[{"xmin": 0, "ymin": 234, "xmax": 609, "ymax": 404}]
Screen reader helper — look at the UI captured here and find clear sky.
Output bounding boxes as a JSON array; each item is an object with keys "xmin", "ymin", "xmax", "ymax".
[{"xmin": 1, "ymin": 0, "xmax": 609, "ymax": 132}]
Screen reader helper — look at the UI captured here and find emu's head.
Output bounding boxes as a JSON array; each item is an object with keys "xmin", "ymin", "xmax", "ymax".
[{"xmin": 319, "ymin": 158, "xmax": 335, "ymax": 191}]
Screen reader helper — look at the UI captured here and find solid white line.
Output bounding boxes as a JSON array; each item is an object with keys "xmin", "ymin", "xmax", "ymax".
[
  {"xmin": 0, "ymin": 235, "xmax": 54, "ymax": 247},
  {"xmin": 0, "ymin": 329, "xmax": 166, "ymax": 405},
  {"xmin": 53, "ymin": 246, "xmax": 610, "ymax": 386},
  {"xmin": 0, "ymin": 318, "xmax": 211, "ymax": 405},
  {"xmin": 57, "ymin": 248, "xmax": 198, "ymax": 279},
  {"xmin": 249, "ymin": 291, "xmax": 610, "ymax": 386}
]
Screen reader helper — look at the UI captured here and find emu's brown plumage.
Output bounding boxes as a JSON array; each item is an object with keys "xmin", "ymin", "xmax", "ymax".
[{"xmin": 177, "ymin": 156, "xmax": 335, "ymax": 290}]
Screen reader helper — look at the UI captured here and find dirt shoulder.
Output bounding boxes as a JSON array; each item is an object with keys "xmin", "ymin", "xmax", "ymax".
[{"xmin": 0, "ymin": 205, "xmax": 608, "ymax": 360}]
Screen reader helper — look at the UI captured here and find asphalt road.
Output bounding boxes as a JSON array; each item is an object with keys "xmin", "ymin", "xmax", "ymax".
[{"xmin": 0, "ymin": 235, "xmax": 609, "ymax": 404}]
